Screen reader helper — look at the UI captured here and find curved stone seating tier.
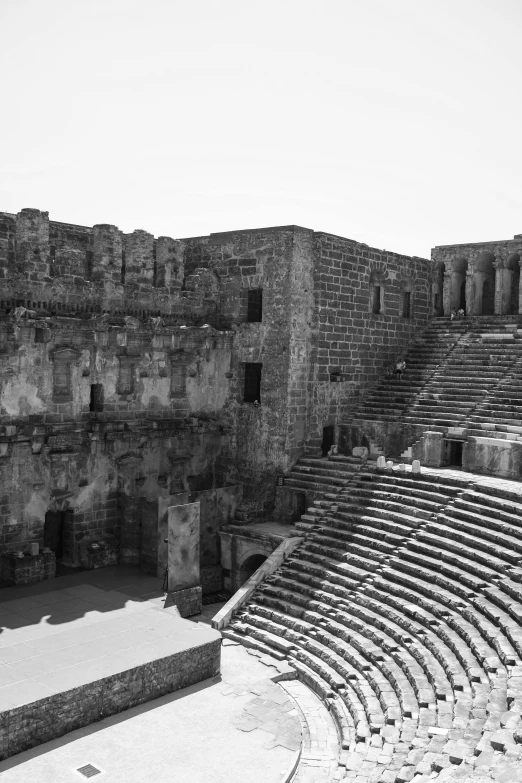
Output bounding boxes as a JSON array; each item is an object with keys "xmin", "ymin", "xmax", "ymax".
[
  {"xmin": 350, "ymin": 318, "xmax": 522, "ymax": 433},
  {"xmin": 225, "ymin": 460, "xmax": 522, "ymax": 780}
]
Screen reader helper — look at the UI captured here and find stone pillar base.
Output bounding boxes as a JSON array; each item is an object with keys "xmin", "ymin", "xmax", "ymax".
[{"xmin": 168, "ymin": 585, "xmax": 202, "ymax": 617}]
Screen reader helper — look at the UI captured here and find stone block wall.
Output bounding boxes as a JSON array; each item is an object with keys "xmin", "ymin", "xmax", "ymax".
[
  {"xmin": 0, "ymin": 304, "xmax": 237, "ymax": 571},
  {"xmin": 0, "ymin": 635, "xmax": 221, "ymax": 759},
  {"xmin": 307, "ymin": 232, "xmax": 432, "ymax": 450}
]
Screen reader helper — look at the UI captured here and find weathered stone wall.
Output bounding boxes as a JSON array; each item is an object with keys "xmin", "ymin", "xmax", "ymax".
[
  {"xmin": 0, "ymin": 207, "xmax": 437, "ymax": 580},
  {"xmin": 0, "ymin": 635, "xmax": 221, "ymax": 760},
  {"xmin": 0, "ymin": 209, "xmax": 214, "ymax": 323},
  {"xmin": 183, "ymin": 227, "xmax": 302, "ymax": 492},
  {"xmin": 0, "ymin": 304, "xmax": 236, "ymax": 572},
  {"xmin": 307, "ymin": 232, "xmax": 432, "ymax": 450}
]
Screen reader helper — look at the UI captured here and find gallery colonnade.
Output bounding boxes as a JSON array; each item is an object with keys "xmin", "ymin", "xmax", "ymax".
[{"xmin": 433, "ymin": 251, "xmax": 522, "ymax": 316}]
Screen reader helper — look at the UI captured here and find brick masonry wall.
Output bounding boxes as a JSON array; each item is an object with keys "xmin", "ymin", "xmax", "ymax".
[
  {"xmin": 0, "ymin": 636, "xmax": 221, "ymax": 759},
  {"xmin": 307, "ymin": 232, "xmax": 433, "ymax": 449}
]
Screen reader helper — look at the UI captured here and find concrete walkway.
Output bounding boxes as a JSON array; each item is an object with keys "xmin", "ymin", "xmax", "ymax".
[{"xmin": 0, "ymin": 640, "xmax": 301, "ymax": 783}]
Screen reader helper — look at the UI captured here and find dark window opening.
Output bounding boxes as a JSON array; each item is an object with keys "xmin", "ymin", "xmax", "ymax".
[
  {"xmin": 247, "ymin": 289, "xmax": 263, "ymax": 322},
  {"xmin": 402, "ymin": 291, "xmax": 411, "ymax": 318},
  {"xmin": 121, "ymin": 247, "xmax": 126, "ymax": 284},
  {"xmin": 152, "ymin": 241, "xmax": 157, "ymax": 287},
  {"xmin": 244, "ymin": 362, "xmax": 262, "ymax": 403},
  {"xmin": 49, "ymin": 245, "xmax": 56, "ymax": 277},
  {"xmin": 321, "ymin": 425, "xmax": 335, "ymax": 457},
  {"xmin": 89, "ymin": 383, "xmax": 104, "ymax": 412},
  {"xmin": 372, "ymin": 285, "xmax": 382, "ymax": 314},
  {"xmin": 44, "ymin": 511, "xmax": 65, "ymax": 560},
  {"xmin": 35, "ymin": 328, "xmax": 45, "ymax": 343}
]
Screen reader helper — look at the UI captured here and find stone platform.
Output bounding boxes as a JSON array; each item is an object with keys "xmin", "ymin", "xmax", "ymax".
[{"xmin": 0, "ymin": 566, "xmax": 221, "ymax": 759}]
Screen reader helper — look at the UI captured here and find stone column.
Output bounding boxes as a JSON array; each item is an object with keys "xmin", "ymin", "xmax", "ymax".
[
  {"xmin": 167, "ymin": 501, "xmax": 202, "ymax": 616},
  {"xmin": 494, "ymin": 258, "xmax": 504, "ymax": 315},
  {"xmin": 443, "ymin": 271, "xmax": 453, "ymax": 315},
  {"xmin": 465, "ymin": 267, "xmax": 475, "ymax": 315}
]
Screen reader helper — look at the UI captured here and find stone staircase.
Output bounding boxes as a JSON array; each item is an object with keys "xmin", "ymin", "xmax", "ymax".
[
  {"xmin": 353, "ymin": 317, "xmax": 522, "ymax": 433},
  {"xmin": 223, "ymin": 456, "xmax": 522, "ymax": 782}
]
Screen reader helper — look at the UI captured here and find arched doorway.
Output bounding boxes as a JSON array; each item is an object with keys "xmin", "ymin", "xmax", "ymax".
[
  {"xmin": 239, "ymin": 553, "xmax": 267, "ymax": 585},
  {"xmin": 506, "ymin": 253, "xmax": 520, "ymax": 315},
  {"xmin": 460, "ymin": 280, "xmax": 466, "ymax": 311},
  {"xmin": 474, "ymin": 252, "xmax": 496, "ymax": 315},
  {"xmin": 449, "ymin": 258, "xmax": 467, "ymax": 313},
  {"xmin": 482, "ymin": 279, "xmax": 494, "ymax": 315}
]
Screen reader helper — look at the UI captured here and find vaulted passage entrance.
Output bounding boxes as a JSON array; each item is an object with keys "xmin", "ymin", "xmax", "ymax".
[
  {"xmin": 43, "ymin": 510, "xmax": 74, "ymax": 565},
  {"xmin": 239, "ymin": 554, "xmax": 267, "ymax": 586}
]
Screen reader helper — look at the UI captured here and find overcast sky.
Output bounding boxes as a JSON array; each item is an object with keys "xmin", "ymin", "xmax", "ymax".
[{"xmin": 1, "ymin": 0, "xmax": 521, "ymax": 258}]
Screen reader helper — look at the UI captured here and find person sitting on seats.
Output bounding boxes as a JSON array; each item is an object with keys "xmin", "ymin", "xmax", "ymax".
[{"xmin": 394, "ymin": 360, "xmax": 406, "ymax": 381}]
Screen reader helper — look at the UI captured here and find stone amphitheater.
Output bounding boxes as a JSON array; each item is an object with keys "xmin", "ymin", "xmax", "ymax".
[
  {"xmin": 3, "ymin": 211, "xmax": 522, "ymax": 781},
  {"xmin": 221, "ymin": 316, "xmax": 522, "ymax": 783}
]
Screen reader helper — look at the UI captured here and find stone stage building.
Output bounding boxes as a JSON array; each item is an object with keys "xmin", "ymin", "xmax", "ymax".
[
  {"xmin": 2, "ymin": 207, "xmax": 522, "ymax": 594},
  {"xmin": 5, "ymin": 209, "xmax": 522, "ymax": 779},
  {"xmin": 0, "ymin": 207, "xmax": 435, "ymax": 596}
]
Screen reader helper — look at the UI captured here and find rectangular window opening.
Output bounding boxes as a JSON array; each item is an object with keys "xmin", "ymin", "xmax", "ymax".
[
  {"xmin": 244, "ymin": 362, "xmax": 262, "ymax": 403},
  {"xmin": 247, "ymin": 289, "xmax": 263, "ymax": 322},
  {"xmin": 89, "ymin": 383, "xmax": 104, "ymax": 412},
  {"xmin": 402, "ymin": 291, "xmax": 411, "ymax": 318},
  {"xmin": 372, "ymin": 285, "xmax": 381, "ymax": 314},
  {"xmin": 35, "ymin": 328, "xmax": 45, "ymax": 343}
]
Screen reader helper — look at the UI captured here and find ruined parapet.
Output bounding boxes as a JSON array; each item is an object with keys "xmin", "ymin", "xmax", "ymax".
[
  {"xmin": 123, "ymin": 229, "xmax": 155, "ymax": 288},
  {"xmin": 0, "ymin": 213, "xmax": 16, "ymax": 282},
  {"xmin": 183, "ymin": 267, "xmax": 220, "ymax": 319},
  {"xmin": 48, "ymin": 221, "xmax": 92, "ymax": 281},
  {"xmin": 15, "ymin": 208, "xmax": 50, "ymax": 280},
  {"xmin": 92, "ymin": 224, "xmax": 124, "ymax": 287},
  {"xmin": 156, "ymin": 236, "xmax": 184, "ymax": 292}
]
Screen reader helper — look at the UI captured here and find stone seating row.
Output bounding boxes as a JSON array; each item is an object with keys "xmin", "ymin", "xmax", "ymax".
[
  {"xmin": 225, "ymin": 461, "xmax": 522, "ymax": 780},
  {"xmin": 353, "ymin": 319, "xmax": 522, "ymax": 433}
]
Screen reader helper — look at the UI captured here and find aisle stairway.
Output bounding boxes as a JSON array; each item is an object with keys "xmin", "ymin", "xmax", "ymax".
[
  {"xmin": 223, "ymin": 455, "xmax": 522, "ymax": 782},
  {"xmin": 354, "ymin": 317, "xmax": 522, "ymax": 432}
]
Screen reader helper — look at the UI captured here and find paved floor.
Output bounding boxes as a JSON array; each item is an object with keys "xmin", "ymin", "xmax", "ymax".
[
  {"xmin": 0, "ymin": 566, "xmax": 218, "ymax": 712},
  {"xmin": 0, "ymin": 641, "xmax": 301, "ymax": 783}
]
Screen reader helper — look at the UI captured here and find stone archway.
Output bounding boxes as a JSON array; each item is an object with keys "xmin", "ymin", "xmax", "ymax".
[
  {"xmin": 239, "ymin": 553, "xmax": 267, "ymax": 586},
  {"xmin": 473, "ymin": 252, "xmax": 495, "ymax": 315},
  {"xmin": 504, "ymin": 253, "xmax": 521, "ymax": 315},
  {"xmin": 444, "ymin": 257, "xmax": 467, "ymax": 314}
]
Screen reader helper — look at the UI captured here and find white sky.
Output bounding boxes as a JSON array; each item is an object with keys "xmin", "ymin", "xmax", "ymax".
[{"xmin": 1, "ymin": 0, "xmax": 521, "ymax": 258}]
